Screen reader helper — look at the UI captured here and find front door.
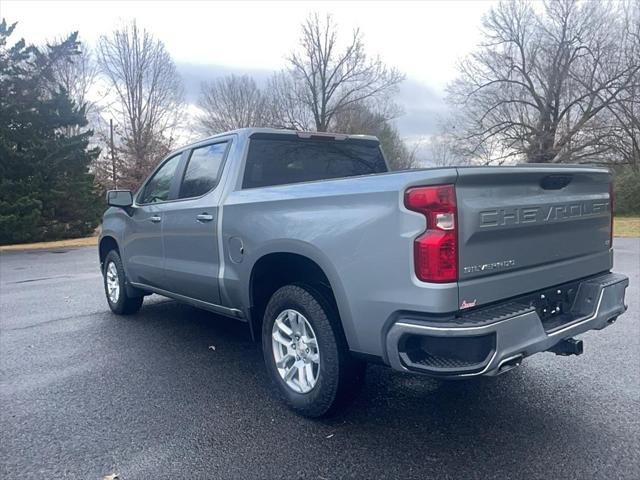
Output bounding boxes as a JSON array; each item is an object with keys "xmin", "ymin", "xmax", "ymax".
[
  {"xmin": 162, "ymin": 140, "xmax": 231, "ymax": 305},
  {"xmin": 122, "ymin": 153, "xmax": 183, "ymax": 290}
]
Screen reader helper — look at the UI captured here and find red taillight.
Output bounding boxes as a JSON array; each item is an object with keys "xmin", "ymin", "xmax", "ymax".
[
  {"xmin": 609, "ymin": 181, "xmax": 614, "ymax": 247},
  {"xmin": 405, "ymin": 184, "xmax": 458, "ymax": 283}
]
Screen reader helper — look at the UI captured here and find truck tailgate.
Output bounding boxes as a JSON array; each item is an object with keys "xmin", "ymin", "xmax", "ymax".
[{"xmin": 455, "ymin": 166, "xmax": 612, "ymax": 308}]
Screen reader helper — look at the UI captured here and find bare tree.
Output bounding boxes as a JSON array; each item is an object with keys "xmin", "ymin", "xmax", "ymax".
[
  {"xmin": 267, "ymin": 71, "xmax": 315, "ymax": 130},
  {"xmin": 331, "ymin": 101, "xmax": 416, "ymax": 170},
  {"xmin": 381, "ymin": 128, "xmax": 419, "ymax": 171},
  {"xmin": 197, "ymin": 74, "xmax": 271, "ymax": 134},
  {"xmin": 90, "ymin": 119, "xmax": 130, "ymax": 189},
  {"xmin": 433, "ymin": 115, "xmax": 513, "ymax": 166},
  {"xmin": 97, "ymin": 21, "xmax": 184, "ymax": 188},
  {"xmin": 424, "ymin": 133, "xmax": 460, "ymax": 168},
  {"xmin": 604, "ymin": 0, "xmax": 640, "ymax": 170},
  {"xmin": 331, "ymin": 97, "xmax": 401, "ymax": 132},
  {"xmin": 447, "ymin": 0, "xmax": 640, "ymax": 164},
  {"xmin": 48, "ymin": 39, "xmax": 117, "ymax": 187},
  {"xmin": 273, "ymin": 13, "xmax": 404, "ymax": 132},
  {"xmin": 50, "ymin": 41, "xmax": 100, "ymax": 124}
]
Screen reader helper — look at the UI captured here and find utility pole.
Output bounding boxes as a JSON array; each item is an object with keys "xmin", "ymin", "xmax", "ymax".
[{"xmin": 109, "ymin": 119, "xmax": 117, "ymax": 189}]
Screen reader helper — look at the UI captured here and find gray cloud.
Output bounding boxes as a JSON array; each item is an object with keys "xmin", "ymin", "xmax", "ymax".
[
  {"xmin": 176, "ymin": 62, "xmax": 272, "ymax": 103},
  {"xmin": 176, "ymin": 62, "xmax": 449, "ymax": 138},
  {"xmin": 393, "ymin": 79, "xmax": 449, "ymax": 138}
]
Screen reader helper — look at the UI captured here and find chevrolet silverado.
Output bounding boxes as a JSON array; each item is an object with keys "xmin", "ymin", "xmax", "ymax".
[{"xmin": 99, "ymin": 128, "xmax": 629, "ymax": 417}]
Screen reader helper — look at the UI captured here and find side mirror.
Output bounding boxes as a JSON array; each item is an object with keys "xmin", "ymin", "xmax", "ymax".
[{"xmin": 106, "ymin": 190, "xmax": 133, "ymax": 208}]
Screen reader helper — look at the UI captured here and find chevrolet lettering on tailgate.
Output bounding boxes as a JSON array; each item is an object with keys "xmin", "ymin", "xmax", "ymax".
[{"xmin": 479, "ymin": 200, "xmax": 610, "ymax": 228}]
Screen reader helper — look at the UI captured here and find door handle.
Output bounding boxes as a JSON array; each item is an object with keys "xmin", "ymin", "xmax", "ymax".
[
  {"xmin": 150, "ymin": 215, "xmax": 162, "ymax": 223},
  {"xmin": 196, "ymin": 213, "xmax": 214, "ymax": 222}
]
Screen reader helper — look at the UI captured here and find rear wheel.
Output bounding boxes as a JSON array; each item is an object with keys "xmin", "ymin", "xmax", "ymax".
[
  {"xmin": 262, "ymin": 284, "xmax": 365, "ymax": 417},
  {"xmin": 103, "ymin": 250, "xmax": 143, "ymax": 315}
]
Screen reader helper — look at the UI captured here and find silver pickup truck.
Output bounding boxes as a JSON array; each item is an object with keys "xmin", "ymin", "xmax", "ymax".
[{"xmin": 100, "ymin": 128, "xmax": 629, "ymax": 417}]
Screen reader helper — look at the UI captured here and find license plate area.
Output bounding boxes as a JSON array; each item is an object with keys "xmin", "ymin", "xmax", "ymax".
[{"xmin": 519, "ymin": 278, "xmax": 583, "ymax": 333}]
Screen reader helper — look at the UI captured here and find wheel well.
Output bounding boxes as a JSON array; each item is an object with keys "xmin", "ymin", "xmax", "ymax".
[
  {"xmin": 99, "ymin": 236, "xmax": 119, "ymax": 267},
  {"xmin": 249, "ymin": 253, "xmax": 339, "ymax": 340}
]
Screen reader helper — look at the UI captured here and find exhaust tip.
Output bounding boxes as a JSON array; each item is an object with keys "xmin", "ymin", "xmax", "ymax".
[{"xmin": 498, "ymin": 354, "xmax": 524, "ymax": 374}]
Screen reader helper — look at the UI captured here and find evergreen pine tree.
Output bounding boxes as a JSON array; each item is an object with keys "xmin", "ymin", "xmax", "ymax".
[{"xmin": 0, "ymin": 19, "xmax": 102, "ymax": 244}]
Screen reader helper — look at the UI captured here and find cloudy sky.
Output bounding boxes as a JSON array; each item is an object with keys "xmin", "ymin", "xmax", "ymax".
[{"xmin": 3, "ymin": 0, "xmax": 495, "ymax": 139}]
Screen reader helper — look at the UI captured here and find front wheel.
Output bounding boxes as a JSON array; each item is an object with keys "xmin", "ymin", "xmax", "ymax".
[
  {"xmin": 103, "ymin": 250, "xmax": 143, "ymax": 315},
  {"xmin": 262, "ymin": 284, "xmax": 365, "ymax": 417}
]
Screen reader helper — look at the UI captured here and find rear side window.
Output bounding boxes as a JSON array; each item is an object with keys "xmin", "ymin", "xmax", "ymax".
[
  {"xmin": 139, "ymin": 154, "xmax": 182, "ymax": 204},
  {"xmin": 242, "ymin": 135, "xmax": 387, "ymax": 189},
  {"xmin": 179, "ymin": 142, "xmax": 228, "ymax": 199}
]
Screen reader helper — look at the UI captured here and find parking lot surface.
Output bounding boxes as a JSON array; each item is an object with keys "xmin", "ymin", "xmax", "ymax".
[{"xmin": 1, "ymin": 239, "xmax": 639, "ymax": 479}]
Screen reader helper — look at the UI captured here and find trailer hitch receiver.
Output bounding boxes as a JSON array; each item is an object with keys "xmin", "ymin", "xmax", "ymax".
[{"xmin": 549, "ymin": 338, "xmax": 583, "ymax": 356}]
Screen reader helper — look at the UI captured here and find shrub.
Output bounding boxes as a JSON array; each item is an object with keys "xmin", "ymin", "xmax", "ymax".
[{"xmin": 613, "ymin": 167, "xmax": 640, "ymax": 215}]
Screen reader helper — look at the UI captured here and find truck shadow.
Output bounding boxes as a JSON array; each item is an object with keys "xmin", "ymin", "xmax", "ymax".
[{"xmin": 123, "ymin": 298, "xmax": 626, "ymax": 478}]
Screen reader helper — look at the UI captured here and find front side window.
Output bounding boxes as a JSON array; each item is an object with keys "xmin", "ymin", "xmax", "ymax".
[
  {"xmin": 179, "ymin": 142, "xmax": 228, "ymax": 199},
  {"xmin": 139, "ymin": 154, "xmax": 181, "ymax": 204}
]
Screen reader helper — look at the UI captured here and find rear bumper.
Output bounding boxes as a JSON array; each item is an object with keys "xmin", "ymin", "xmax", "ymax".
[{"xmin": 385, "ymin": 272, "xmax": 629, "ymax": 377}]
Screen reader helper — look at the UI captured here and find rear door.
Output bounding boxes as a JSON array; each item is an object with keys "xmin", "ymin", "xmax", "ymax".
[
  {"xmin": 455, "ymin": 166, "xmax": 612, "ymax": 308},
  {"xmin": 161, "ymin": 139, "xmax": 231, "ymax": 305},
  {"xmin": 123, "ymin": 153, "xmax": 183, "ymax": 289}
]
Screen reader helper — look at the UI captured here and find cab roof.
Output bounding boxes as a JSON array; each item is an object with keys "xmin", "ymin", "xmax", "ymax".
[{"xmin": 177, "ymin": 128, "xmax": 380, "ymax": 153}]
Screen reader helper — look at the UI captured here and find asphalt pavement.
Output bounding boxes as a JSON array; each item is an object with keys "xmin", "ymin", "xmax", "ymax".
[{"xmin": 1, "ymin": 238, "xmax": 639, "ymax": 479}]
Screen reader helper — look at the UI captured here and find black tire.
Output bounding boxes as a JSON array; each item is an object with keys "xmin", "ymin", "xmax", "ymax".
[
  {"xmin": 103, "ymin": 250, "xmax": 143, "ymax": 315},
  {"xmin": 262, "ymin": 284, "xmax": 365, "ymax": 418}
]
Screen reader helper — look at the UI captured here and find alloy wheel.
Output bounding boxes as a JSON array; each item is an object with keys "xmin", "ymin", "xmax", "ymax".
[
  {"xmin": 271, "ymin": 309, "xmax": 320, "ymax": 393},
  {"xmin": 106, "ymin": 261, "xmax": 120, "ymax": 304}
]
